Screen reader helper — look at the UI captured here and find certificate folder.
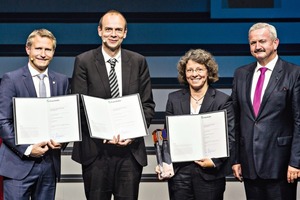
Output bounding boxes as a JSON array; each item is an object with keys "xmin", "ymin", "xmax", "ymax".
[
  {"xmin": 13, "ymin": 94, "xmax": 82, "ymax": 145},
  {"xmin": 166, "ymin": 110, "xmax": 229, "ymax": 163},
  {"xmin": 81, "ymin": 93, "xmax": 148, "ymax": 140}
]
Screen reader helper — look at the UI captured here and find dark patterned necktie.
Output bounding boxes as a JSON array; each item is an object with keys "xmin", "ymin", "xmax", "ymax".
[
  {"xmin": 108, "ymin": 58, "xmax": 120, "ymax": 98},
  {"xmin": 37, "ymin": 74, "xmax": 46, "ymax": 97}
]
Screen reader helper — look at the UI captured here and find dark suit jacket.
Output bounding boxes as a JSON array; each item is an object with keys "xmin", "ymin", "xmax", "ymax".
[
  {"xmin": 231, "ymin": 58, "xmax": 300, "ymax": 179},
  {"xmin": 71, "ymin": 46, "xmax": 155, "ymax": 167},
  {"xmin": 165, "ymin": 86, "xmax": 235, "ymax": 180},
  {"xmin": 0, "ymin": 65, "xmax": 69, "ymax": 180}
]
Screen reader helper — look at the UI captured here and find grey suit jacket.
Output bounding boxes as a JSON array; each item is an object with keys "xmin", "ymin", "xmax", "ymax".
[
  {"xmin": 0, "ymin": 65, "xmax": 69, "ymax": 180},
  {"xmin": 231, "ymin": 58, "xmax": 300, "ymax": 179},
  {"xmin": 71, "ymin": 46, "xmax": 155, "ymax": 167},
  {"xmin": 165, "ymin": 86, "xmax": 235, "ymax": 180}
]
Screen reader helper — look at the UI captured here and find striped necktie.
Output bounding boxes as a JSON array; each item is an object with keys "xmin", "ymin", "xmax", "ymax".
[{"xmin": 108, "ymin": 58, "xmax": 120, "ymax": 98}]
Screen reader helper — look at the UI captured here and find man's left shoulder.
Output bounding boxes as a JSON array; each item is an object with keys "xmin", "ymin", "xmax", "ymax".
[
  {"xmin": 278, "ymin": 58, "xmax": 300, "ymax": 71},
  {"xmin": 50, "ymin": 70, "xmax": 68, "ymax": 79},
  {"xmin": 122, "ymin": 48, "xmax": 145, "ymax": 59}
]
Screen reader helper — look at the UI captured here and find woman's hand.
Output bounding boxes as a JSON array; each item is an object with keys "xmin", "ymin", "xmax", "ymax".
[{"xmin": 194, "ymin": 158, "xmax": 215, "ymax": 168}]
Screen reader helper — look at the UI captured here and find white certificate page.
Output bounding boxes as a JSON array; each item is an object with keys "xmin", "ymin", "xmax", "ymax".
[
  {"xmin": 13, "ymin": 94, "xmax": 81, "ymax": 145},
  {"xmin": 81, "ymin": 94, "xmax": 148, "ymax": 140},
  {"xmin": 167, "ymin": 110, "xmax": 228, "ymax": 162}
]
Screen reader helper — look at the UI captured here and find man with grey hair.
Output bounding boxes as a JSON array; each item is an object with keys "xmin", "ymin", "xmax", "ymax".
[{"xmin": 232, "ymin": 22, "xmax": 300, "ymax": 199}]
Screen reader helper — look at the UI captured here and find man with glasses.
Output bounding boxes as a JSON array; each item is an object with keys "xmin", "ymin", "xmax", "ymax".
[{"xmin": 71, "ymin": 10, "xmax": 155, "ymax": 200}]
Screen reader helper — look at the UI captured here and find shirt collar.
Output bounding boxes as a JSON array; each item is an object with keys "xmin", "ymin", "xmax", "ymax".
[
  {"xmin": 102, "ymin": 47, "xmax": 121, "ymax": 63},
  {"xmin": 255, "ymin": 55, "xmax": 278, "ymax": 72},
  {"xmin": 27, "ymin": 63, "xmax": 49, "ymax": 77}
]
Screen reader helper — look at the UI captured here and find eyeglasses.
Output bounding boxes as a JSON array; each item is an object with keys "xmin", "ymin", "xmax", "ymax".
[{"xmin": 186, "ymin": 68, "xmax": 206, "ymax": 74}]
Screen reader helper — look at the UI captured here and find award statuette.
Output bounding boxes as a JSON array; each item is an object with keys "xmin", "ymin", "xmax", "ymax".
[{"xmin": 152, "ymin": 129, "xmax": 174, "ymax": 180}]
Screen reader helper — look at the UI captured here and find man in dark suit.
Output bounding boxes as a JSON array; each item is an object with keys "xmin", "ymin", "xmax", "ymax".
[
  {"xmin": 0, "ymin": 29, "xmax": 69, "ymax": 200},
  {"xmin": 71, "ymin": 10, "xmax": 155, "ymax": 200},
  {"xmin": 232, "ymin": 22, "xmax": 300, "ymax": 200}
]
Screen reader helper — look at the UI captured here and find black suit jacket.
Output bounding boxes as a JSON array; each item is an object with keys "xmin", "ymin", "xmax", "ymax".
[
  {"xmin": 71, "ymin": 46, "xmax": 155, "ymax": 167},
  {"xmin": 231, "ymin": 58, "xmax": 300, "ymax": 179},
  {"xmin": 165, "ymin": 87, "xmax": 235, "ymax": 180}
]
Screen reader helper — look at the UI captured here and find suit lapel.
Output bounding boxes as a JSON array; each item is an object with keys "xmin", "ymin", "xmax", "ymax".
[
  {"xmin": 180, "ymin": 87, "xmax": 216, "ymax": 114},
  {"xmin": 246, "ymin": 64, "xmax": 256, "ymax": 116},
  {"xmin": 48, "ymin": 71, "xmax": 56, "ymax": 96},
  {"xmin": 180, "ymin": 89, "xmax": 190, "ymax": 114},
  {"xmin": 22, "ymin": 66, "xmax": 37, "ymax": 97},
  {"xmin": 94, "ymin": 46, "xmax": 111, "ymax": 97},
  {"xmin": 121, "ymin": 50, "xmax": 131, "ymax": 96},
  {"xmin": 200, "ymin": 87, "xmax": 215, "ymax": 113},
  {"xmin": 259, "ymin": 59, "xmax": 283, "ymax": 115}
]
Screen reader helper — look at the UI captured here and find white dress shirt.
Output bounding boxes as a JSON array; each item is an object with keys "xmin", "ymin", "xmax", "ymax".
[
  {"xmin": 251, "ymin": 55, "xmax": 278, "ymax": 104},
  {"xmin": 28, "ymin": 63, "xmax": 51, "ymax": 97},
  {"xmin": 102, "ymin": 48, "xmax": 123, "ymax": 97}
]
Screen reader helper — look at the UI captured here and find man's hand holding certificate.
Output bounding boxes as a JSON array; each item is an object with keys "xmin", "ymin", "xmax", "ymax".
[
  {"xmin": 81, "ymin": 93, "xmax": 148, "ymax": 140},
  {"xmin": 13, "ymin": 94, "xmax": 82, "ymax": 145}
]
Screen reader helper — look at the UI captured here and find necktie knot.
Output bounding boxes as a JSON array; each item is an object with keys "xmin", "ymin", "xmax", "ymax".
[
  {"xmin": 108, "ymin": 58, "xmax": 117, "ymax": 69},
  {"xmin": 259, "ymin": 67, "xmax": 268, "ymax": 74},
  {"xmin": 37, "ymin": 73, "xmax": 46, "ymax": 80}
]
